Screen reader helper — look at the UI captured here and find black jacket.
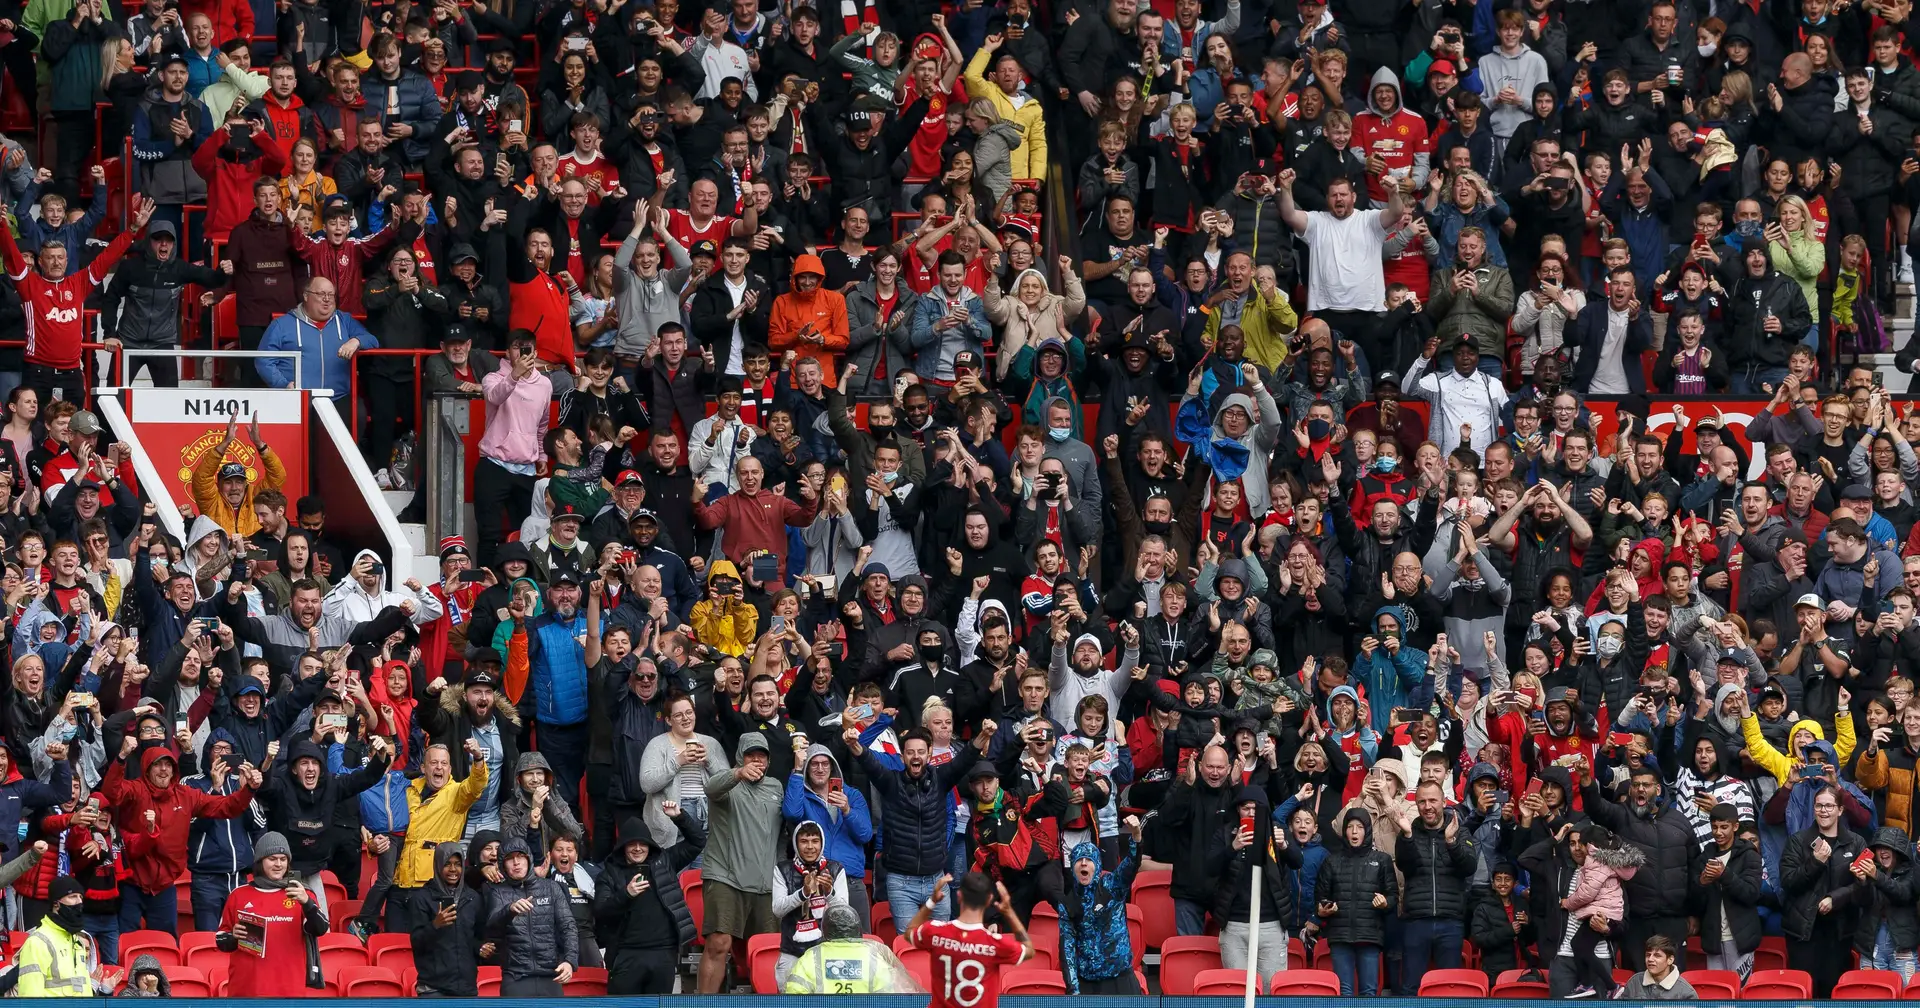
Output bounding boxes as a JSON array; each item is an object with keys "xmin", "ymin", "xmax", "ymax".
[
  {"xmin": 409, "ymin": 843, "xmax": 486, "ymax": 996},
  {"xmin": 1313, "ymin": 807, "xmax": 1397, "ymax": 945},
  {"xmin": 1469, "ymin": 895, "xmax": 1537, "ymax": 975},
  {"xmin": 1830, "ymin": 100, "xmax": 1911, "ymax": 198},
  {"xmin": 686, "ymin": 271, "xmax": 772, "ymax": 377},
  {"xmin": 1690, "ymin": 836, "xmax": 1765, "ymax": 955},
  {"xmin": 1581, "ymin": 780, "xmax": 1695, "ymax": 919},
  {"xmin": 1725, "ymin": 266, "xmax": 1812, "ymax": 370},
  {"xmin": 593, "ymin": 814, "xmax": 706, "ymax": 952},
  {"xmin": 1151, "ymin": 776, "xmax": 1237, "ymax": 904},
  {"xmin": 482, "ymin": 838, "xmax": 581, "ymax": 978},
  {"xmin": 1395, "ymin": 813, "xmax": 1479, "ymax": 920},
  {"xmin": 1567, "ymin": 299, "xmax": 1652, "ymax": 393},
  {"xmin": 255, "ymin": 739, "xmax": 392, "ymax": 875},
  {"xmin": 103, "ymin": 243, "xmax": 228, "ymax": 349},
  {"xmin": 1779, "ymin": 824, "xmax": 1867, "ymax": 941},
  {"xmin": 1209, "ymin": 784, "xmax": 1304, "ymax": 924},
  {"xmin": 1854, "ymin": 827, "xmax": 1920, "ymax": 954},
  {"xmin": 858, "ymin": 742, "xmax": 980, "ymax": 875}
]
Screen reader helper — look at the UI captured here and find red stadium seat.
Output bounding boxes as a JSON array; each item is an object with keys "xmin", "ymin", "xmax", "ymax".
[
  {"xmin": 339, "ymin": 965, "xmax": 405, "ymax": 997},
  {"xmin": 162, "ymin": 965, "xmax": 210, "ymax": 997},
  {"xmin": 1756, "ymin": 937, "xmax": 1789, "ymax": 972},
  {"xmin": 119, "ymin": 930, "xmax": 179, "ymax": 968},
  {"xmin": 180, "ymin": 932, "xmax": 226, "ymax": 973},
  {"xmin": 680, "ymin": 870, "xmax": 704, "ymax": 947},
  {"xmin": 1192, "ymin": 967, "xmax": 1262, "ymax": 996},
  {"xmin": 1494, "ymin": 969, "xmax": 1550, "ymax": 998},
  {"xmin": 1268, "ymin": 969, "xmax": 1341, "ymax": 996},
  {"xmin": 1158, "ymin": 935, "xmax": 1223, "ymax": 995},
  {"xmin": 1743, "ymin": 968, "xmax": 1814, "ymax": 999},
  {"xmin": 316, "ymin": 871, "xmax": 349, "ymax": 910},
  {"xmin": 330, "ymin": 899, "xmax": 363, "ymax": 932},
  {"xmin": 1001, "ymin": 967, "xmax": 1068, "ymax": 995},
  {"xmin": 477, "ymin": 965, "xmax": 502, "ymax": 996},
  {"xmin": 1681, "ymin": 969, "xmax": 1741, "ymax": 999},
  {"xmin": 316, "ymin": 932, "xmax": 367, "ymax": 978},
  {"xmin": 368, "ymin": 933, "xmax": 413, "ymax": 973},
  {"xmin": 747, "ymin": 932, "xmax": 782, "ymax": 993},
  {"xmin": 1834, "ymin": 970, "xmax": 1905, "ymax": 999},
  {"xmin": 563, "ymin": 965, "xmax": 608, "ymax": 996},
  {"xmin": 401, "ymin": 966, "xmax": 418, "ymax": 996},
  {"xmin": 1133, "ymin": 871, "xmax": 1175, "ymax": 952},
  {"xmin": 1418, "ymin": 968, "xmax": 1490, "ymax": 996}
]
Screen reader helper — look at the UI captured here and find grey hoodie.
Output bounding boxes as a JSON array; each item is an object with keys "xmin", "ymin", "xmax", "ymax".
[
  {"xmin": 498, "ymin": 751, "xmax": 585, "ymax": 858},
  {"xmin": 702, "ymin": 732, "xmax": 787, "ymax": 894}
]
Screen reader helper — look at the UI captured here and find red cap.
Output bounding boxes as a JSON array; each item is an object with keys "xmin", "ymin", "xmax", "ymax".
[
  {"xmin": 1431, "ymin": 59, "xmax": 1458, "ymax": 75},
  {"xmin": 615, "ymin": 470, "xmax": 644, "ymax": 487}
]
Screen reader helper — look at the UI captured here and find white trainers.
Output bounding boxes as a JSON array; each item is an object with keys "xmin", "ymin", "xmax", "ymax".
[
  {"xmin": 374, "ymin": 467, "xmax": 392, "ymax": 489},
  {"xmin": 1901, "ymin": 250, "xmax": 1915, "ymax": 284}
]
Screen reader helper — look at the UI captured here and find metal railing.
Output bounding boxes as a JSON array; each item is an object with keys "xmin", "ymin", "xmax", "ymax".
[{"xmin": 114, "ymin": 348, "xmax": 304, "ymax": 391}]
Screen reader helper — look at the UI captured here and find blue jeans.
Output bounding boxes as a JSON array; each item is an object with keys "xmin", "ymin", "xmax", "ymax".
[
  {"xmin": 1730, "ymin": 365, "xmax": 1790, "ymax": 394},
  {"xmin": 1401, "ymin": 917, "xmax": 1465, "ymax": 993},
  {"xmin": 1174, "ymin": 898, "xmax": 1211, "ymax": 937},
  {"xmin": 1477, "ymin": 355, "xmax": 1506, "ymax": 380},
  {"xmin": 84, "ymin": 912, "xmax": 118, "ymax": 965},
  {"xmin": 1801, "ymin": 325, "xmax": 1820, "ymax": 351},
  {"xmin": 885, "ymin": 871, "xmax": 948, "ymax": 933},
  {"xmin": 190, "ymin": 872, "xmax": 240, "ymax": 933},
  {"xmin": 1871, "ymin": 923, "xmax": 1917, "ymax": 982},
  {"xmin": 1330, "ymin": 942, "xmax": 1382, "ymax": 996},
  {"xmin": 118, "ymin": 882, "xmax": 178, "ymax": 936}
]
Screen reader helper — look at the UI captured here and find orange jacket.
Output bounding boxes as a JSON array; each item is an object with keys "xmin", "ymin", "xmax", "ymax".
[{"xmin": 766, "ymin": 253, "xmax": 850, "ymax": 384}]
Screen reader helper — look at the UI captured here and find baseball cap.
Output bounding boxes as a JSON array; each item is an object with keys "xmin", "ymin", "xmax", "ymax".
[
  {"xmin": 1375, "ymin": 370, "xmax": 1401, "ymax": 389},
  {"xmin": 1430, "ymin": 59, "xmax": 1458, "ymax": 75},
  {"xmin": 70, "ymin": 410, "xmax": 101, "ymax": 436},
  {"xmin": 549, "ymin": 503, "xmax": 584, "ymax": 524},
  {"xmin": 217, "ymin": 461, "xmax": 247, "ymax": 482},
  {"xmin": 465, "ymin": 668, "xmax": 500, "ymax": 688},
  {"xmin": 447, "ymin": 243, "xmax": 480, "ymax": 265},
  {"xmin": 1794, "ymin": 593, "xmax": 1825, "ymax": 609},
  {"xmin": 690, "ymin": 239, "xmax": 719, "ymax": 259},
  {"xmin": 615, "ymin": 469, "xmax": 645, "ymax": 487},
  {"xmin": 550, "ymin": 564, "xmax": 585, "ymax": 585},
  {"xmin": 629, "ymin": 508, "xmax": 660, "ymax": 525},
  {"xmin": 954, "ymin": 349, "xmax": 983, "ymax": 371}
]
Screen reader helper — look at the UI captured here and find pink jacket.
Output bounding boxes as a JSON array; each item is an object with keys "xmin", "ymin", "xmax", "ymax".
[
  {"xmin": 1564, "ymin": 845, "xmax": 1644, "ymax": 922},
  {"xmin": 479, "ymin": 369, "xmax": 552, "ymax": 466}
]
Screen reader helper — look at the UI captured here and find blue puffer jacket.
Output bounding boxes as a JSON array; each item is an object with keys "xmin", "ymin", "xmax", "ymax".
[
  {"xmin": 364, "ymin": 69, "xmax": 443, "ymax": 163},
  {"xmin": 1057, "ymin": 840, "xmax": 1137, "ymax": 992},
  {"xmin": 781, "ymin": 745, "xmax": 875, "ymax": 875},
  {"xmin": 331, "ymin": 741, "xmax": 412, "ymax": 834},
  {"xmin": 857, "ymin": 742, "xmax": 980, "ymax": 876},
  {"xmin": 181, "ymin": 729, "xmax": 258, "ymax": 874},
  {"xmin": 525, "ymin": 609, "xmax": 593, "ymax": 727}
]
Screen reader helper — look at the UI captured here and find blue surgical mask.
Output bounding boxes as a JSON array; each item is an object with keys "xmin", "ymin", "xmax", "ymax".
[
  {"xmin": 1373, "ymin": 457, "xmax": 1398, "ymax": 474},
  {"xmin": 1048, "ymin": 427, "xmax": 1071, "ymax": 442},
  {"xmin": 881, "ymin": 470, "xmax": 899, "ymax": 483}
]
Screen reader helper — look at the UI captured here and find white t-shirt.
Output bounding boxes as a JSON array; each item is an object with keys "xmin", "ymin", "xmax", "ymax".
[{"xmin": 1302, "ymin": 208, "xmax": 1390, "ymax": 312}]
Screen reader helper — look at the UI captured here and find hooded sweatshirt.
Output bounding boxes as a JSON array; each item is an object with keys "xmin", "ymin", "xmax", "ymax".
[
  {"xmin": 1057, "ymin": 838, "xmax": 1138, "ymax": 991},
  {"xmin": 702, "ymin": 732, "xmax": 787, "ymax": 894},
  {"xmin": 771, "ymin": 821, "xmax": 850, "ymax": 957},
  {"xmin": 255, "ymin": 304, "xmax": 379, "ymax": 396},
  {"xmin": 1174, "ymin": 385, "xmax": 1285, "ymax": 514},
  {"xmin": 410, "ymin": 841, "xmax": 484, "ymax": 996},
  {"xmin": 1352, "ymin": 68, "xmax": 1431, "ymax": 202},
  {"xmin": 101, "ymin": 746, "xmax": 256, "ymax": 894},
  {"xmin": 767, "ymin": 253, "xmax": 851, "ymax": 385},
  {"xmin": 781, "ymin": 744, "xmax": 875, "ymax": 875}
]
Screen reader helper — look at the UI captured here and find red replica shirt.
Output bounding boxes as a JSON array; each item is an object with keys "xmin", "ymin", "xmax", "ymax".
[
  {"xmin": 559, "ymin": 150, "xmax": 621, "ymax": 203},
  {"xmin": 897, "ymin": 80, "xmax": 967, "ymax": 178},
  {"xmin": 667, "ymin": 209, "xmax": 735, "ymax": 250},
  {"xmin": 0, "ymin": 226, "xmax": 133, "ymax": 369},
  {"xmin": 911, "ymin": 919, "xmax": 1026, "ymax": 1008}
]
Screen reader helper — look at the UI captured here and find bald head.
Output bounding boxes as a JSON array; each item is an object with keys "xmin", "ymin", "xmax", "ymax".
[{"xmin": 1782, "ymin": 52, "xmax": 1812, "ymax": 85}]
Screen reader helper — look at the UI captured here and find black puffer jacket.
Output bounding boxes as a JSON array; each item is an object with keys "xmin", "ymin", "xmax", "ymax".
[
  {"xmin": 1313, "ymin": 808, "xmax": 1397, "ymax": 945},
  {"xmin": 593, "ymin": 815, "xmax": 706, "ymax": 951},
  {"xmin": 1395, "ymin": 812, "xmax": 1479, "ymax": 920},
  {"xmin": 1690, "ymin": 835, "xmax": 1763, "ymax": 955},
  {"xmin": 1779, "ymin": 825, "xmax": 1866, "ymax": 941},
  {"xmin": 409, "ymin": 842, "xmax": 486, "ymax": 996},
  {"xmin": 1852, "ymin": 826, "xmax": 1919, "ymax": 955},
  {"xmin": 1724, "ymin": 265, "xmax": 1812, "ymax": 370},
  {"xmin": 254, "ymin": 738, "xmax": 391, "ymax": 876},
  {"xmin": 1581, "ymin": 779, "xmax": 1694, "ymax": 919},
  {"xmin": 858, "ymin": 743, "xmax": 981, "ymax": 876},
  {"xmin": 1153, "ymin": 776, "xmax": 1238, "ymax": 904},
  {"xmin": 1210, "ymin": 784, "xmax": 1305, "ymax": 924},
  {"xmin": 102, "ymin": 242, "xmax": 228, "ymax": 349},
  {"xmin": 482, "ymin": 838, "xmax": 581, "ymax": 979}
]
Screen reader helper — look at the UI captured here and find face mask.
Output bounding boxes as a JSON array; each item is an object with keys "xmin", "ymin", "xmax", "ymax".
[
  {"xmin": 1373, "ymin": 457, "xmax": 1398, "ymax": 474},
  {"xmin": 49, "ymin": 902, "xmax": 82, "ymax": 932},
  {"xmin": 1735, "ymin": 220, "xmax": 1763, "ymax": 238},
  {"xmin": 1697, "ymin": 42, "xmax": 1717, "ymax": 56},
  {"xmin": 918, "ymin": 641, "xmax": 946, "ymax": 666},
  {"xmin": 1596, "ymin": 636, "xmax": 1623, "ymax": 659},
  {"xmin": 868, "ymin": 422, "xmax": 894, "ymax": 439},
  {"xmin": 1048, "ymin": 426, "xmax": 1071, "ymax": 442},
  {"xmin": 881, "ymin": 470, "xmax": 899, "ymax": 483},
  {"xmin": 1307, "ymin": 419, "xmax": 1331, "ymax": 440},
  {"xmin": 1144, "ymin": 520, "xmax": 1173, "ymax": 535}
]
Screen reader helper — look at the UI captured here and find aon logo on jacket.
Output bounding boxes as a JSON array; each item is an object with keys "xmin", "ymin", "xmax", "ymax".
[{"xmin": 43, "ymin": 306, "xmax": 77, "ymax": 324}]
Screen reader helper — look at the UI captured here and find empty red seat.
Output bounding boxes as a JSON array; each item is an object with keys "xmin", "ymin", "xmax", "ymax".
[
  {"xmin": 1834, "ymin": 970, "xmax": 1904, "ymax": 999},
  {"xmin": 1158, "ymin": 935, "xmax": 1222, "ymax": 995},
  {"xmin": 1192, "ymin": 968, "xmax": 1262, "ymax": 996},
  {"xmin": 338, "ymin": 964, "xmax": 404, "ymax": 997},
  {"xmin": 564, "ymin": 965, "xmax": 608, "ymax": 996},
  {"xmin": 1682, "ymin": 968, "xmax": 1741, "ymax": 1000},
  {"xmin": 1743, "ymin": 968, "xmax": 1814, "ymax": 999},
  {"xmin": 1269, "ymin": 969, "xmax": 1341, "ymax": 996},
  {"xmin": 368, "ymin": 933, "xmax": 413, "ymax": 974},
  {"xmin": 1001, "ymin": 967, "xmax": 1068, "ymax": 995},
  {"xmin": 1418, "ymin": 968, "xmax": 1490, "ymax": 997},
  {"xmin": 747, "ymin": 932, "xmax": 782, "ymax": 993}
]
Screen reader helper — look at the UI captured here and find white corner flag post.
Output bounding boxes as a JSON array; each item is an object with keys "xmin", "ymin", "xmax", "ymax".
[{"xmin": 1244, "ymin": 863, "xmax": 1262, "ymax": 1008}]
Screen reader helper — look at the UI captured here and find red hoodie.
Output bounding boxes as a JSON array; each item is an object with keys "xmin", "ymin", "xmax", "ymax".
[
  {"xmin": 194, "ymin": 128, "xmax": 289, "ymax": 244},
  {"xmin": 99, "ymin": 747, "xmax": 254, "ymax": 895}
]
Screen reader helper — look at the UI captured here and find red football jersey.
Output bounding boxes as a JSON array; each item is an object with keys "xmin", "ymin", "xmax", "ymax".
[
  {"xmin": 666, "ymin": 209, "xmax": 736, "ymax": 250},
  {"xmin": 910, "ymin": 919, "xmax": 1026, "ymax": 1008},
  {"xmin": 558, "ymin": 150, "xmax": 622, "ymax": 203}
]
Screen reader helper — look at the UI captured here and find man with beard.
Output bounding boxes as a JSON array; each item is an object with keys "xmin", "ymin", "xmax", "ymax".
[
  {"xmin": 1488, "ymin": 481, "xmax": 1591, "ymax": 635},
  {"xmin": 510, "ymin": 571, "xmax": 596, "ymax": 820},
  {"xmin": 256, "ymin": 735, "xmax": 394, "ymax": 912},
  {"xmin": 419, "ymin": 666, "xmax": 520, "ymax": 838},
  {"xmin": 1344, "ymin": 504, "xmax": 1440, "ymax": 633},
  {"xmin": 1200, "ymin": 250, "xmax": 1299, "ymax": 373},
  {"xmin": 1394, "ymin": 780, "xmax": 1478, "ymax": 992},
  {"xmin": 715, "ymin": 675, "xmax": 805, "ymax": 778},
  {"xmin": 217, "ymin": 577, "xmax": 358, "ymax": 682},
  {"xmin": 1606, "ymin": 432, "xmax": 1683, "ymax": 511},
  {"xmin": 856, "ymin": 574, "xmax": 954, "ymax": 684},
  {"xmin": 960, "ymin": 616, "xmax": 1023, "ymax": 720},
  {"xmin": 1580, "ymin": 764, "xmax": 1695, "ymax": 969},
  {"xmin": 594, "ymin": 812, "xmax": 706, "ymax": 994},
  {"xmin": 1046, "ymin": 620, "xmax": 1141, "ymax": 727},
  {"xmin": 847, "ymin": 720, "xmax": 991, "ymax": 928}
]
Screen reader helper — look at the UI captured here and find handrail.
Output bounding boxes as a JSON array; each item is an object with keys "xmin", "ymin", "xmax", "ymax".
[
  {"xmin": 346, "ymin": 347, "xmax": 439, "ymax": 443},
  {"xmin": 115, "ymin": 348, "xmax": 304, "ymax": 390},
  {"xmin": 309, "ymin": 396, "xmax": 418, "ymax": 591}
]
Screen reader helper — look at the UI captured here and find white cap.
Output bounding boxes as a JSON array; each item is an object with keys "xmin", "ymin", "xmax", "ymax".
[{"xmin": 1793, "ymin": 593, "xmax": 1825, "ymax": 609}]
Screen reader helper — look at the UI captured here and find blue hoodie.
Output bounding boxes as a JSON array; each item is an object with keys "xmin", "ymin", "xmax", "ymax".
[
  {"xmin": 256, "ymin": 306, "xmax": 378, "ymax": 398},
  {"xmin": 1056, "ymin": 839, "xmax": 1137, "ymax": 992},
  {"xmin": 329, "ymin": 741, "xmax": 412, "ymax": 834},
  {"xmin": 780, "ymin": 744, "xmax": 875, "ymax": 875},
  {"xmin": 181, "ymin": 728, "xmax": 260, "ymax": 874},
  {"xmin": 1357, "ymin": 606, "xmax": 1426, "ymax": 731}
]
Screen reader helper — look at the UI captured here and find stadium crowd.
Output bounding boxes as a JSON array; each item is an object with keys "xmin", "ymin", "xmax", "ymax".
[{"xmin": 9, "ymin": 0, "xmax": 1920, "ymax": 995}]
